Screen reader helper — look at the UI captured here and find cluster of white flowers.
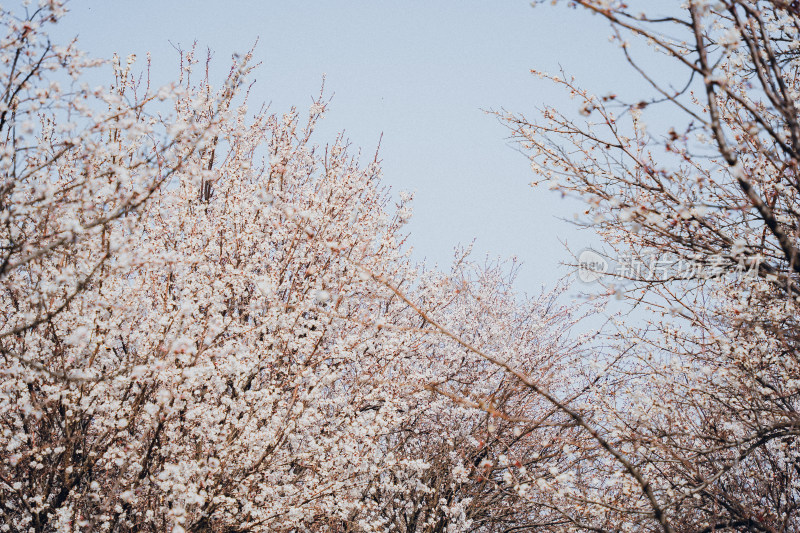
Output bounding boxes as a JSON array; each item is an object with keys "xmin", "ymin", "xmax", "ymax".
[{"xmin": 0, "ymin": 4, "xmax": 596, "ymax": 532}]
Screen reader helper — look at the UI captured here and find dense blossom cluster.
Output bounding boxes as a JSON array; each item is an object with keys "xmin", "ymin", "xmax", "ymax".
[{"xmin": 0, "ymin": 3, "xmax": 592, "ymax": 532}]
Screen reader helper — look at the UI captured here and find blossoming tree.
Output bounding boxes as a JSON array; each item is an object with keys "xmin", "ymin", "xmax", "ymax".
[
  {"xmin": 488, "ymin": 0, "xmax": 800, "ymax": 531},
  {"xmin": 0, "ymin": 3, "xmax": 593, "ymax": 532}
]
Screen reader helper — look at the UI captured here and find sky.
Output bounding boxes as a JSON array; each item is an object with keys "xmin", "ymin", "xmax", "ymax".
[{"xmin": 51, "ymin": 1, "xmax": 654, "ymax": 297}]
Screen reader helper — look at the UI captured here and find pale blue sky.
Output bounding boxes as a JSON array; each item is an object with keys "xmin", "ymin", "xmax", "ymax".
[{"xmin": 53, "ymin": 1, "xmax": 653, "ymax": 294}]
